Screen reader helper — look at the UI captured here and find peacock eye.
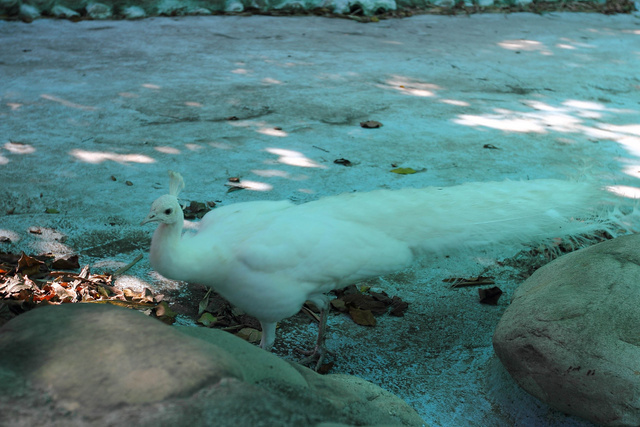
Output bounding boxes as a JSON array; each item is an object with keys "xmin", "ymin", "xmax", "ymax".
[{"xmin": 164, "ymin": 208, "xmax": 172, "ymax": 215}]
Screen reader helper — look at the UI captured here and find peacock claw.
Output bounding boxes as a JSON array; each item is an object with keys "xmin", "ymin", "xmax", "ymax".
[{"xmin": 295, "ymin": 345, "xmax": 333, "ymax": 371}]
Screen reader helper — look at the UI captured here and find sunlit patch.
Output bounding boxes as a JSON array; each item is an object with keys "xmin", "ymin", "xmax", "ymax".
[
  {"xmin": 614, "ymin": 136, "xmax": 640, "ymax": 158},
  {"xmin": 252, "ymin": 169, "xmax": 291, "ymax": 178},
  {"xmin": 4, "ymin": 141, "xmax": 35, "ymax": 154},
  {"xmin": 440, "ymin": 99, "xmax": 470, "ymax": 107},
  {"xmin": 209, "ymin": 142, "xmax": 232, "ymax": 149},
  {"xmin": 70, "ymin": 149, "xmax": 155, "ymax": 164},
  {"xmin": 556, "ymin": 43, "xmax": 576, "ymax": 50},
  {"xmin": 27, "ymin": 227, "xmax": 73, "ymax": 256},
  {"xmin": 597, "ymin": 124, "xmax": 640, "ymax": 137},
  {"xmin": 297, "ymin": 188, "xmax": 314, "ymax": 194},
  {"xmin": 606, "ymin": 185, "xmax": 640, "ymax": 199},
  {"xmin": 0, "ymin": 155, "xmax": 8, "ymax": 165},
  {"xmin": 227, "ymin": 119, "xmax": 257, "ymax": 129},
  {"xmin": 538, "ymin": 113, "xmax": 582, "ymax": 132},
  {"xmin": 232, "ymin": 68, "xmax": 249, "ymax": 74},
  {"xmin": 7, "ymin": 103, "xmax": 22, "ymax": 110},
  {"xmin": 621, "ymin": 165, "xmax": 640, "ymax": 179},
  {"xmin": 185, "ymin": 143, "xmax": 204, "ymax": 151},
  {"xmin": 184, "ymin": 101, "xmax": 202, "ymax": 107},
  {"xmin": 381, "ymin": 75, "xmax": 442, "ymax": 97},
  {"xmin": 146, "ymin": 271, "xmax": 183, "ymax": 290},
  {"xmin": 563, "ymin": 100, "xmax": 606, "ymax": 111},
  {"xmin": 142, "ymin": 83, "xmax": 161, "ymax": 89},
  {"xmin": 41, "ymin": 94, "xmax": 96, "ymax": 111},
  {"xmin": 0, "ymin": 229, "xmax": 20, "ymax": 243},
  {"xmin": 113, "ymin": 275, "xmax": 153, "ymax": 292},
  {"xmin": 453, "ymin": 114, "xmax": 547, "ymax": 133},
  {"xmin": 575, "ymin": 110, "xmax": 602, "ymax": 119},
  {"xmin": 622, "ymin": 29, "xmax": 640, "ymax": 35},
  {"xmin": 523, "ymin": 100, "xmax": 561, "ymax": 112},
  {"xmin": 118, "ymin": 92, "xmax": 139, "ymax": 98},
  {"xmin": 498, "ymin": 39, "xmax": 544, "ymax": 51},
  {"xmin": 258, "ymin": 127, "xmax": 288, "ymax": 137},
  {"xmin": 581, "ymin": 126, "xmax": 619, "ymax": 140},
  {"xmin": 262, "ymin": 77, "xmax": 282, "ymax": 85},
  {"xmin": 381, "ymin": 40, "xmax": 402, "ymax": 45},
  {"xmin": 237, "ymin": 180, "xmax": 273, "ymax": 191},
  {"xmin": 266, "ymin": 148, "xmax": 325, "ymax": 168},
  {"xmin": 228, "ymin": 120, "xmax": 290, "ymax": 138},
  {"xmin": 154, "ymin": 146, "xmax": 180, "ymax": 154}
]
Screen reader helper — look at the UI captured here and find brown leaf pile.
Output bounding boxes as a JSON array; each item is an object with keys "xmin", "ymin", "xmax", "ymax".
[
  {"xmin": 330, "ymin": 285, "xmax": 409, "ymax": 326},
  {"xmin": 0, "ymin": 252, "xmax": 171, "ymax": 327},
  {"xmin": 197, "ymin": 289, "xmax": 263, "ymax": 343}
]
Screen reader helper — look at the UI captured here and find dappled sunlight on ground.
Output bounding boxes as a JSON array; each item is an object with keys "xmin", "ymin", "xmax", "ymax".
[
  {"xmin": 113, "ymin": 274, "xmax": 155, "ymax": 292},
  {"xmin": 606, "ymin": 185, "xmax": 640, "ymax": 199},
  {"xmin": 40, "ymin": 94, "xmax": 97, "ymax": 111},
  {"xmin": 440, "ymin": 99, "xmax": 470, "ymax": 107},
  {"xmin": 498, "ymin": 39, "xmax": 553, "ymax": 55},
  {"xmin": 29, "ymin": 227, "xmax": 74, "ymax": 257},
  {"xmin": 380, "ymin": 75, "xmax": 442, "ymax": 98},
  {"xmin": 227, "ymin": 119, "xmax": 289, "ymax": 137},
  {"xmin": 232, "ymin": 180, "xmax": 273, "ymax": 191},
  {"xmin": 0, "ymin": 229, "xmax": 21, "ymax": 244},
  {"xmin": 70, "ymin": 149, "xmax": 155, "ymax": 164},
  {"xmin": 261, "ymin": 77, "xmax": 283, "ymax": 85},
  {"xmin": 265, "ymin": 147, "xmax": 326, "ymax": 168},
  {"xmin": 4, "ymin": 141, "xmax": 35, "ymax": 154},
  {"xmin": 208, "ymin": 141, "xmax": 233, "ymax": 150},
  {"xmin": 154, "ymin": 146, "xmax": 181, "ymax": 155},
  {"xmin": 453, "ymin": 98, "xmax": 640, "ymax": 159},
  {"xmin": 0, "ymin": 141, "xmax": 35, "ymax": 165}
]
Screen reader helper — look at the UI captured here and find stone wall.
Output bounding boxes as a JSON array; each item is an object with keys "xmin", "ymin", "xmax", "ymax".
[{"xmin": 1, "ymin": 0, "xmax": 635, "ymax": 20}]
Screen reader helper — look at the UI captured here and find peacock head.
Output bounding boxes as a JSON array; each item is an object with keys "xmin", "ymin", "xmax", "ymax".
[
  {"xmin": 141, "ymin": 194, "xmax": 183, "ymax": 225},
  {"xmin": 141, "ymin": 170, "xmax": 186, "ymax": 226}
]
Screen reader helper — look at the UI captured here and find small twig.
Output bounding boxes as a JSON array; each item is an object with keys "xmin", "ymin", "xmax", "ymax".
[
  {"xmin": 445, "ymin": 276, "xmax": 495, "ymax": 288},
  {"xmin": 113, "ymin": 253, "xmax": 143, "ymax": 277},
  {"xmin": 219, "ymin": 325, "xmax": 248, "ymax": 332},
  {"xmin": 312, "ymin": 145, "xmax": 330, "ymax": 153},
  {"xmin": 450, "ymin": 280, "xmax": 495, "ymax": 288},
  {"xmin": 301, "ymin": 305, "xmax": 321, "ymax": 323}
]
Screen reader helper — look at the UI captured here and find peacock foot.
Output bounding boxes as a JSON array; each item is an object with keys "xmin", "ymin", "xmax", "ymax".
[{"xmin": 295, "ymin": 345, "xmax": 334, "ymax": 372}]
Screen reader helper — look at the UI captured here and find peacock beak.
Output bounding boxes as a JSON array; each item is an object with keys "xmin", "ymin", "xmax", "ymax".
[{"xmin": 141, "ymin": 213, "xmax": 156, "ymax": 225}]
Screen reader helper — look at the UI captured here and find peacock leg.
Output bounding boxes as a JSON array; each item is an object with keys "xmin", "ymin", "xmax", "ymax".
[{"xmin": 296, "ymin": 307, "xmax": 333, "ymax": 371}]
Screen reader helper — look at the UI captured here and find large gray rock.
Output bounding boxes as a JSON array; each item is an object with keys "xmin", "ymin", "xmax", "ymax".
[
  {"xmin": 493, "ymin": 233, "xmax": 640, "ymax": 426},
  {"xmin": 0, "ymin": 303, "xmax": 425, "ymax": 426}
]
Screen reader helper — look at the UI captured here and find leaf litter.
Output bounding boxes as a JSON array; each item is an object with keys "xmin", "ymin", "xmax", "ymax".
[{"xmin": 0, "ymin": 251, "xmax": 170, "ymax": 327}]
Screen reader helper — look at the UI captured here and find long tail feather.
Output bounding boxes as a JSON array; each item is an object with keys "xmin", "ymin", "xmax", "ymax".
[{"xmin": 301, "ymin": 179, "xmax": 634, "ymax": 257}]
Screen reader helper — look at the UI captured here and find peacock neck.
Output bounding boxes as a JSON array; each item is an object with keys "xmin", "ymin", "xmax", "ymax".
[{"xmin": 149, "ymin": 221, "xmax": 186, "ymax": 282}]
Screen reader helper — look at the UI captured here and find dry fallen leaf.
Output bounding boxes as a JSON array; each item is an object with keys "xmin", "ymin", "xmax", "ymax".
[
  {"xmin": 17, "ymin": 253, "xmax": 46, "ymax": 278},
  {"xmin": 390, "ymin": 167, "xmax": 417, "ymax": 175},
  {"xmin": 235, "ymin": 327, "xmax": 262, "ymax": 343},
  {"xmin": 154, "ymin": 301, "xmax": 177, "ymax": 324},
  {"xmin": 360, "ymin": 120, "xmax": 383, "ymax": 128},
  {"xmin": 333, "ymin": 158, "xmax": 352, "ymax": 166},
  {"xmin": 478, "ymin": 286, "xmax": 503, "ymax": 305},
  {"xmin": 198, "ymin": 288, "xmax": 212, "ymax": 315},
  {"xmin": 52, "ymin": 254, "xmax": 80, "ymax": 270},
  {"xmin": 197, "ymin": 312, "xmax": 217, "ymax": 327},
  {"xmin": 348, "ymin": 307, "xmax": 376, "ymax": 326}
]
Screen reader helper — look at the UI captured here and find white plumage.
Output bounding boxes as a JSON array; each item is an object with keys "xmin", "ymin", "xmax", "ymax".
[{"xmin": 142, "ymin": 171, "xmax": 627, "ymax": 361}]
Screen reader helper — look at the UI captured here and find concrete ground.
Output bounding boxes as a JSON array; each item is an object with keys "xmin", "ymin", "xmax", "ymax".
[{"xmin": 1, "ymin": 12, "xmax": 640, "ymax": 425}]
